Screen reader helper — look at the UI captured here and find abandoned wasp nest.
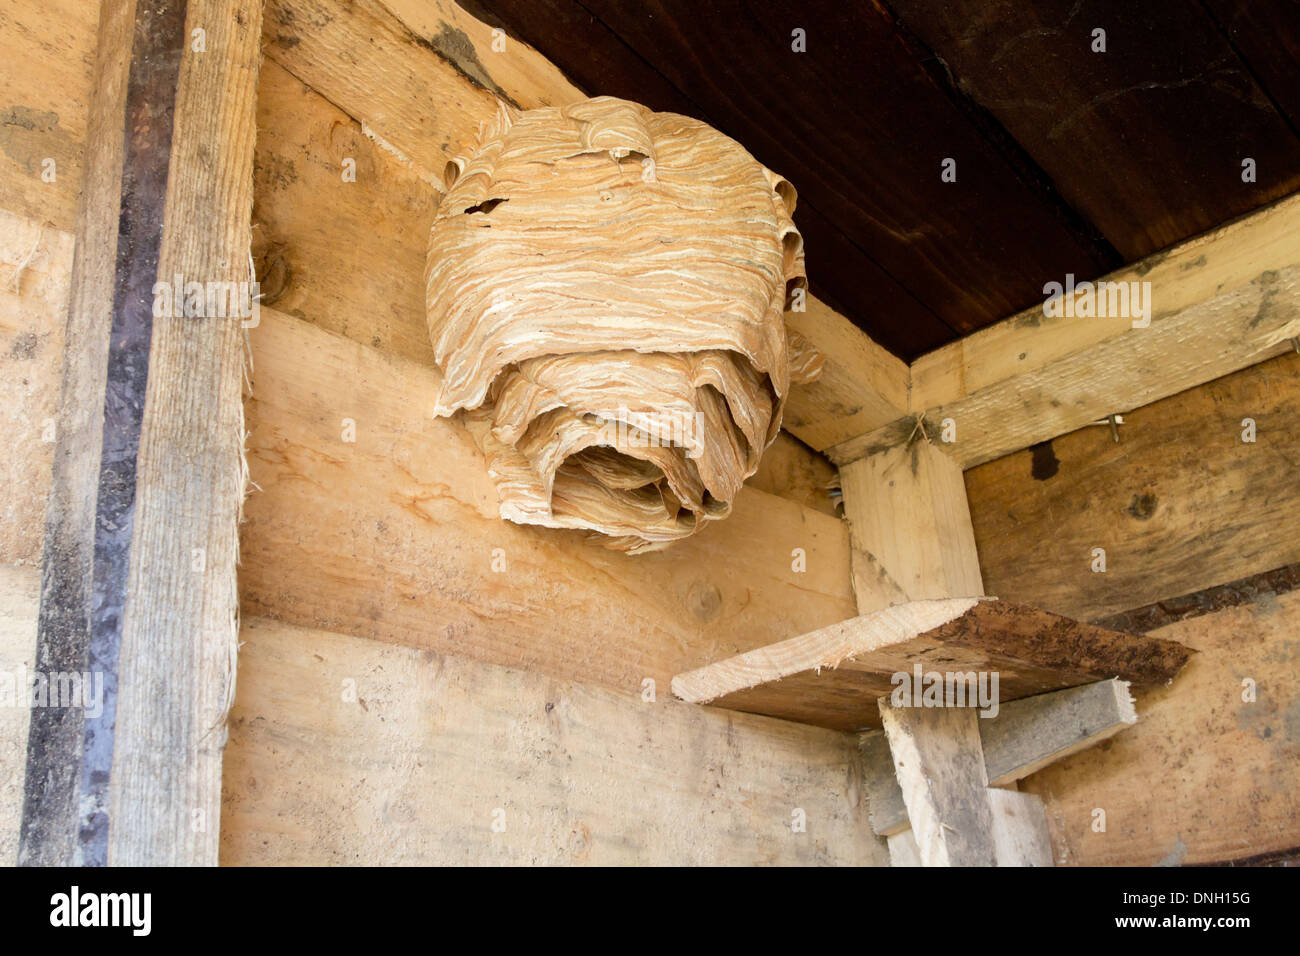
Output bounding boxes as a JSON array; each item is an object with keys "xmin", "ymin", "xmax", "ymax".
[{"xmin": 425, "ymin": 97, "xmax": 820, "ymax": 552}]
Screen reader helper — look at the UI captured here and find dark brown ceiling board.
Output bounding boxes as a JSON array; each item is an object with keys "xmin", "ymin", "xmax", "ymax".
[
  {"xmin": 889, "ymin": 0, "xmax": 1300, "ymax": 261},
  {"xmin": 787, "ymin": 199, "xmax": 956, "ymax": 358},
  {"xmin": 884, "ymin": 1, "xmax": 1122, "ymax": 271},
  {"xmin": 1199, "ymin": 0, "xmax": 1300, "ymax": 137},
  {"xmin": 458, "ymin": 0, "xmax": 957, "ymax": 357},
  {"xmin": 464, "ymin": 0, "xmax": 1113, "ymax": 358},
  {"xmin": 457, "ymin": 0, "xmax": 699, "ymax": 116},
  {"xmin": 568, "ymin": 0, "xmax": 1112, "ymax": 331}
]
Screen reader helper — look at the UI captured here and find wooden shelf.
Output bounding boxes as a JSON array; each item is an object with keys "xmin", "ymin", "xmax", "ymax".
[{"xmin": 671, "ymin": 598, "xmax": 1192, "ymax": 731}]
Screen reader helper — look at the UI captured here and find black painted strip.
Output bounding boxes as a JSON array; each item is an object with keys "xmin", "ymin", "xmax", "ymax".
[
  {"xmin": 77, "ymin": 0, "xmax": 188, "ymax": 867},
  {"xmin": 18, "ymin": 0, "xmax": 187, "ymax": 868}
]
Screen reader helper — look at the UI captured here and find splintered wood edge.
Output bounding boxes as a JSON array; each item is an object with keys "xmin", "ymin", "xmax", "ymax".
[{"xmin": 670, "ymin": 596, "xmax": 985, "ymax": 703}]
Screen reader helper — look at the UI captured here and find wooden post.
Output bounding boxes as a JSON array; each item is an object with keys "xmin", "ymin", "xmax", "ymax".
[
  {"xmin": 878, "ymin": 701, "xmax": 998, "ymax": 867},
  {"xmin": 19, "ymin": 0, "xmax": 260, "ymax": 866},
  {"xmin": 840, "ymin": 437, "xmax": 1050, "ymax": 866},
  {"xmin": 862, "ymin": 678, "xmax": 1140, "ymax": 835},
  {"xmin": 839, "ymin": 439, "xmax": 983, "ymax": 612}
]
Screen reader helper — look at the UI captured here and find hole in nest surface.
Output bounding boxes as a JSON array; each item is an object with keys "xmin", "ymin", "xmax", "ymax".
[{"xmin": 463, "ymin": 197, "xmax": 509, "ymax": 215}]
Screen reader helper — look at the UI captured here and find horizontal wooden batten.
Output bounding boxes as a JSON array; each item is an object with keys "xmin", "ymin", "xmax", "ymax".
[
  {"xmin": 829, "ymin": 193, "xmax": 1300, "ymax": 468},
  {"xmin": 671, "ymin": 598, "xmax": 1191, "ymax": 732}
]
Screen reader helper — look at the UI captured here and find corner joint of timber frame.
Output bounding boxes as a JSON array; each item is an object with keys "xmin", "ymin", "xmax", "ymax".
[{"xmin": 674, "ymin": 416, "xmax": 1193, "ymax": 866}]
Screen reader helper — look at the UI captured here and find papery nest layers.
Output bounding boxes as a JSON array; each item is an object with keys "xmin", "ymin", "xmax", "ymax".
[{"xmin": 425, "ymin": 96, "xmax": 822, "ymax": 553}]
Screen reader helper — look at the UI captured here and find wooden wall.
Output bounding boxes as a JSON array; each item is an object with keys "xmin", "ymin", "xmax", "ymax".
[
  {"xmin": 967, "ymin": 351, "xmax": 1300, "ymax": 621},
  {"xmin": 0, "ymin": 566, "xmax": 40, "ymax": 865},
  {"xmin": 1023, "ymin": 587, "xmax": 1300, "ymax": 866},
  {"xmin": 221, "ymin": 616, "xmax": 883, "ymax": 866},
  {"xmin": 242, "ymin": 56, "xmax": 858, "ymax": 699},
  {"xmin": 0, "ymin": 0, "xmax": 881, "ymax": 866},
  {"xmin": 0, "ymin": 563, "xmax": 885, "ymax": 866},
  {"xmin": 966, "ymin": 355, "xmax": 1300, "ymax": 864},
  {"xmin": 0, "ymin": 0, "xmax": 1296, "ymax": 866}
]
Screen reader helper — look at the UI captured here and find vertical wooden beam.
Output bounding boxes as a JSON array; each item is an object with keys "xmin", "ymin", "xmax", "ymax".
[
  {"xmin": 987, "ymin": 789, "xmax": 1054, "ymax": 866},
  {"xmin": 839, "ymin": 440, "xmax": 983, "ymax": 613},
  {"xmin": 878, "ymin": 701, "xmax": 998, "ymax": 867},
  {"xmin": 886, "ymin": 829, "xmax": 922, "ymax": 867},
  {"xmin": 18, "ymin": 0, "xmax": 136, "ymax": 869},
  {"xmin": 841, "ymin": 437, "xmax": 1052, "ymax": 865},
  {"xmin": 19, "ymin": 0, "xmax": 260, "ymax": 866}
]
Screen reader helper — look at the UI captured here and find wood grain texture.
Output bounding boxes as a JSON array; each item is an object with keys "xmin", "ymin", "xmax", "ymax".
[
  {"xmin": 242, "ymin": 306, "xmax": 858, "ymax": 696},
  {"xmin": 254, "ymin": 1, "xmax": 911, "ymax": 457},
  {"xmin": 18, "ymin": 0, "xmax": 135, "ymax": 867},
  {"xmin": 887, "ymin": 829, "xmax": 922, "ymax": 866},
  {"xmin": 840, "ymin": 440, "xmax": 983, "ymax": 611},
  {"xmin": 377, "ymin": 0, "xmax": 585, "ymax": 109},
  {"xmin": 966, "ymin": 351, "xmax": 1300, "ymax": 621},
  {"xmin": 880, "ymin": 702, "xmax": 996, "ymax": 867},
  {"xmin": 251, "ymin": 59, "xmax": 443, "ymax": 365},
  {"xmin": 220, "ymin": 616, "xmax": 888, "ymax": 866},
  {"xmin": 671, "ymin": 598, "xmax": 1191, "ymax": 732},
  {"xmin": 834, "ymin": 192, "xmax": 1300, "ymax": 468},
  {"xmin": 104, "ymin": 0, "xmax": 261, "ymax": 868},
  {"xmin": 1095, "ymin": 563, "xmax": 1300, "ymax": 636},
  {"xmin": 981, "ymin": 680, "xmax": 1137, "ymax": 787},
  {"xmin": 425, "ymin": 96, "xmax": 812, "ymax": 551},
  {"xmin": 0, "ymin": 213, "xmax": 74, "ymax": 565},
  {"xmin": 745, "ymin": 432, "xmax": 839, "ymax": 518},
  {"xmin": 20, "ymin": 0, "xmax": 260, "ymax": 867},
  {"xmin": 860, "ymin": 730, "xmax": 908, "ymax": 836},
  {"xmin": 0, "ymin": 564, "xmax": 40, "ymax": 866},
  {"xmin": 252, "ymin": 62, "xmax": 843, "ymax": 520},
  {"xmin": 1200, "ymin": 0, "xmax": 1300, "ymax": 134},
  {"xmin": 262, "ymin": 0, "xmax": 498, "ymax": 183},
  {"xmin": 862, "ymin": 678, "xmax": 1139, "ymax": 834},
  {"xmin": 0, "ymin": 0, "xmax": 98, "ymax": 232},
  {"xmin": 1023, "ymin": 588, "xmax": 1300, "ymax": 866},
  {"xmin": 988, "ymin": 789, "xmax": 1053, "ymax": 867},
  {"xmin": 782, "ymin": 294, "xmax": 910, "ymax": 452}
]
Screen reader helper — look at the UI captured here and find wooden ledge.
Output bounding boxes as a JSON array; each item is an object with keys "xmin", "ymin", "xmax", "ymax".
[{"xmin": 671, "ymin": 598, "xmax": 1191, "ymax": 731}]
